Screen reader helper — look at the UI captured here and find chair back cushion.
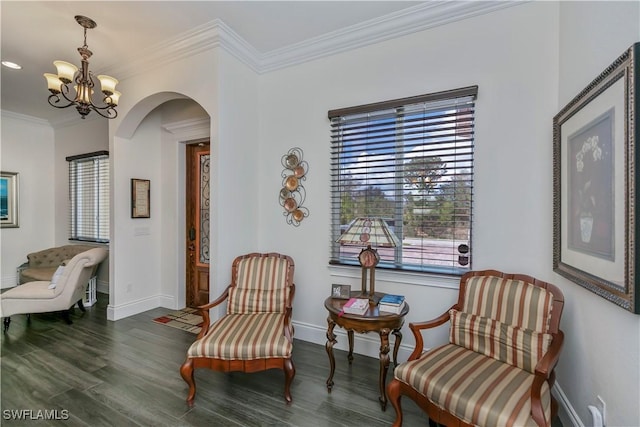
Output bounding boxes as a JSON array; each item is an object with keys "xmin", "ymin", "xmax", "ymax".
[
  {"xmin": 449, "ymin": 310, "xmax": 552, "ymax": 373},
  {"xmin": 27, "ymin": 245, "xmax": 96, "ymax": 269},
  {"xmin": 462, "ymin": 275, "xmax": 554, "ymax": 333},
  {"xmin": 227, "ymin": 255, "xmax": 291, "ymax": 314}
]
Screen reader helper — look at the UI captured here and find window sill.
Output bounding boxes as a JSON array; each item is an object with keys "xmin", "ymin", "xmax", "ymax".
[{"xmin": 327, "ymin": 264, "xmax": 460, "ymax": 290}]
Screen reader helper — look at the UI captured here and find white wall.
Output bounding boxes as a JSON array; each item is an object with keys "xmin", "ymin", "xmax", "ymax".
[
  {"xmin": 257, "ymin": 2, "xmax": 637, "ymax": 425},
  {"xmin": 556, "ymin": 2, "xmax": 640, "ymax": 426},
  {"xmin": 0, "ymin": 113, "xmax": 110, "ymax": 290},
  {"xmin": 111, "ymin": 109, "xmax": 163, "ymax": 312},
  {"xmin": 107, "ymin": 51, "xmax": 217, "ymax": 320},
  {"xmin": 53, "ymin": 117, "xmax": 110, "ymax": 288},
  {"xmin": 107, "ymin": 47, "xmax": 259, "ymax": 320},
  {"xmin": 0, "ymin": 113, "xmax": 55, "ymax": 288},
  {"xmin": 4, "ymin": 1, "xmax": 639, "ymax": 424},
  {"xmin": 53, "ymin": 117, "xmax": 109, "ymax": 245},
  {"xmin": 158, "ymin": 99, "xmax": 209, "ymax": 309},
  {"xmin": 258, "ymin": 0, "xmax": 560, "ymax": 359}
]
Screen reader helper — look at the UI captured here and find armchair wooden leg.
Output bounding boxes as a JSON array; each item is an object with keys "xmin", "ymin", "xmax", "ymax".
[
  {"xmin": 77, "ymin": 299, "xmax": 86, "ymax": 312},
  {"xmin": 3, "ymin": 317, "xmax": 10, "ymax": 332},
  {"xmin": 62, "ymin": 310, "xmax": 73, "ymax": 325},
  {"xmin": 283, "ymin": 358, "xmax": 295, "ymax": 404},
  {"xmin": 387, "ymin": 378, "xmax": 403, "ymax": 427},
  {"xmin": 180, "ymin": 358, "xmax": 196, "ymax": 406}
]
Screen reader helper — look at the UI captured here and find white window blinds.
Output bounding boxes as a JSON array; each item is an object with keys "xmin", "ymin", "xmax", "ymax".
[
  {"xmin": 66, "ymin": 151, "xmax": 109, "ymax": 243},
  {"xmin": 329, "ymin": 86, "xmax": 477, "ymax": 275}
]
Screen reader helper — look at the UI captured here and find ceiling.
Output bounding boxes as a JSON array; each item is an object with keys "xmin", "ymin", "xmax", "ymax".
[{"xmin": 0, "ymin": 1, "xmax": 512, "ymax": 125}]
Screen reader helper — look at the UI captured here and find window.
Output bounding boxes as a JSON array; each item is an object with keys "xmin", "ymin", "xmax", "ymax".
[
  {"xmin": 66, "ymin": 151, "xmax": 109, "ymax": 243},
  {"xmin": 329, "ymin": 86, "xmax": 477, "ymax": 275}
]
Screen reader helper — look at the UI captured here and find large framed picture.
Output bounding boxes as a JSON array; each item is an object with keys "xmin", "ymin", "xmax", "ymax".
[
  {"xmin": 0, "ymin": 171, "xmax": 19, "ymax": 228},
  {"xmin": 553, "ymin": 42, "xmax": 639, "ymax": 314},
  {"xmin": 131, "ymin": 178, "xmax": 150, "ymax": 218}
]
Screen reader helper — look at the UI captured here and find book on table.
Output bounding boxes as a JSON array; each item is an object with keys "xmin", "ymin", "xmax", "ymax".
[
  {"xmin": 379, "ymin": 300, "xmax": 406, "ymax": 314},
  {"xmin": 342, "ymin": 298, "xmax": 370, "ymax": 315},
  {"xmin": 379, "ymin": 294, "xmax": 405, "ymax": 306}
]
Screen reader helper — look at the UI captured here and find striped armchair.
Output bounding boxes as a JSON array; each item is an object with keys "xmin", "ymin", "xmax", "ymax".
[
  {"xmin": 180, "ymin": 253, "xmax": 296, "ymax": 404},
  {"xmin": 387, "ymin": 270, "xmax": 564, "ymax": 427}
]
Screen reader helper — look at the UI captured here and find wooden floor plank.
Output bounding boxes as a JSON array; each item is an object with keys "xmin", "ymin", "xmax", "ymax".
[{"xmin": 1, "ymin": 294, "xmax": 427, "ymax": 426}]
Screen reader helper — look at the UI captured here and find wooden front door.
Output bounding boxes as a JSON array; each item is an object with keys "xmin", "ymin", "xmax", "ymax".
[{"xmin": 186, "ymin": 142, "xmax": 210, "ymax": 308}]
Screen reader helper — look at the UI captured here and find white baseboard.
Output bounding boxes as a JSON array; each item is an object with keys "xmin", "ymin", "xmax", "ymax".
[
  {"xmin": 158, "ymin": 294, "xmax": 177, "ymax": 309},
  {"xmin": 106, "ymin": 293, "xmax": 177, "ymax": 320},
  {"xmin": 97, "ymin": 280, "xmax": 109, "ymax": 295},
  {"xmin": 1, "ymin": 274, "xmax": 18, "ymax": 289},
  {"xmin": 291, "ymin": 319, "xmax": 414, "ymax": 362},
  {"xmin": 553, "ymin": 382, "xmax": 584, "ymax": 427},
  {"xmin": 293, "ymin": 320, "xmax": 581, "ymax": 427}
]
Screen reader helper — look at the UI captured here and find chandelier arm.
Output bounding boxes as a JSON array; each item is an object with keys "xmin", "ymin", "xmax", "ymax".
[
  {"xmin": 47, "ymin": 94, "xmax": 76, "ymax": 109},
  {"xmin": 48, "ymin": 83, "xmax": 76, "ymax": 108},
  {"xmin": 89, "ymin": 104, "xmax": 118, "ymax": 119},
  {"xmin": 58, "ymin": 83, "xmax": 77, "ymax": 104}
]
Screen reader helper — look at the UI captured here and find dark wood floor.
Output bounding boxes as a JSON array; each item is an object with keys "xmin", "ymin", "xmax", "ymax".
[{"xmin": 1, "ymin": 294, "xmax": 428, "ymax": 426}]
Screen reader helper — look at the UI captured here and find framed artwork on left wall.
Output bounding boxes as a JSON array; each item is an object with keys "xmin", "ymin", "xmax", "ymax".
[{"xmin": 0, "ymin": 171, "xmax": 19, "ymax": 228}]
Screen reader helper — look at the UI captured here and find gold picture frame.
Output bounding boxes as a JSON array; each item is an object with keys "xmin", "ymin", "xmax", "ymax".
[
  {"xmin": 553, "ymin": 42, "xmax": 639, "ymax": 314},
  {"xmin": 131, "ymin": 178, "xmax": 150, "ymax": 218},
  {"xmin": 0, "ymin": 171, "xmax": 19, "ymax": 228}
]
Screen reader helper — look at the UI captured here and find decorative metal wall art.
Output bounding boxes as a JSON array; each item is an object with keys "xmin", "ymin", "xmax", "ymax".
[{"xmin": 279, "ymin": 147, "xmax": 309, "ymax": 226}]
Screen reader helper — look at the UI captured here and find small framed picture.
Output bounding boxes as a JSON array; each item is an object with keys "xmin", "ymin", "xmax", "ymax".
[
  {"xmin": 331, "ymin": 284, "xmax": 351, "ymax": 299},
  {"xmin": 131, "ymin": 178, "xmax": 150, "ymax": 218}
]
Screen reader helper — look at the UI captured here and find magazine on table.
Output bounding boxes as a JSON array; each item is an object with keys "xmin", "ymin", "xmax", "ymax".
[
  {"xmin": 341, "ymin": 298, "xmax": 369, "ymax": 315},
  {"xmin": 379, "ymin": 300, "xmax": 406, "ymax": 314},
  {"xmin": 379, "ymin": 294, "xmax": 405, "ymax": 306}
]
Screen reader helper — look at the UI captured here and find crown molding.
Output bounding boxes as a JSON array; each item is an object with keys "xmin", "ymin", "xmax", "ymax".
[
  {"xmin": 105, "ymin": 1, "xmax": 523, "ymax": 80},
  {"xmin": 258, "ymin": 1, "xmax": 523, "ymax": 73},
  {"xmin": 2, "ymin": 110, "xmax": 52, "ymax": 127},
  {"xmin": 47, "ymin": 110, "xmax": 103, "ymax": 129},
  {"xmin": 103, "ymin": 19, "xmax": 261, "ymax": 80},
  {"xmin": 162, "ymin": 117, "xmax": 210, "ymax": 142}
]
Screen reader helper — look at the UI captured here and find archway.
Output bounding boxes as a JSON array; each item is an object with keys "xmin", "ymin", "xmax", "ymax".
[{"xmin": 107, "ymin": 92, "xmax": 211, "ymax": 321}]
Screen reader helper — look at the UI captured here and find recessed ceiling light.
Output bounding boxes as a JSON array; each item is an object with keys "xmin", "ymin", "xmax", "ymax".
[{"xmin": 2, "ymin": 61, "xmax": 22, "ymax": 70}]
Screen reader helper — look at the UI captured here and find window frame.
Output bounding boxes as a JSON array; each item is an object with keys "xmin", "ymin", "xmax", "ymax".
[
  {"xmin": 66, "ymin": 150, "xmax": 110, "ymax": 243},
  {"xmin": 329, "ymin": 86, "xmax": 477, "ymax": 276}
]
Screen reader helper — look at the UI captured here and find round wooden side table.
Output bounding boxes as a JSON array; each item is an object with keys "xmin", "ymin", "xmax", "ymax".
[{"xmin": 324, "ymin": 292, "xmax": 409, "ymax": 411}]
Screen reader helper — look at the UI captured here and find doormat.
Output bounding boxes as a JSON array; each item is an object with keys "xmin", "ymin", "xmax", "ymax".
[{"xmin": 153, "ymin": 308, "xmax": 203, "ymax": 334}]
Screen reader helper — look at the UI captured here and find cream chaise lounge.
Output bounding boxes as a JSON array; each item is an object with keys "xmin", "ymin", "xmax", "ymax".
[
  {"xmin": 1, "ymin": 247, "xmax": 108, "ymax": 331},
  {"xmin": 17, "ymin": 244, "xmax": 96, "ymax": 284}
]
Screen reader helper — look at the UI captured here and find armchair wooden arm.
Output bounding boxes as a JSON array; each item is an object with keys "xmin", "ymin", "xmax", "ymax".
[
  {"xmin": 195, "ymin": 286, "xmax": 230, "ymax": 338},
  {"xmin": 534, "ymin": 330, "xmax": 564, "ymax": 379},
  {"xmin": 530, "ymin": 330, "xmax": 565, "ymax": 427},
  {"xmin": 407, "ymin": 305, "xmax": 457, "ymax": 361},
  {"xmin": 283, "ymin": 283, "xmax": 296, "ymax": 342}
]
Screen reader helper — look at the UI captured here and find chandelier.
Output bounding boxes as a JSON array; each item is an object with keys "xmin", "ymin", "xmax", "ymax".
[{"xmin": 44, "ymin": 16, "xmax": 120, "ymax": 119}]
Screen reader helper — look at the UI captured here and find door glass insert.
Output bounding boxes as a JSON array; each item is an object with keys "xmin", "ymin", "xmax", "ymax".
[{"xmin": 199, "ymin": 153, "xmax": 210, "ymax": 264}]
